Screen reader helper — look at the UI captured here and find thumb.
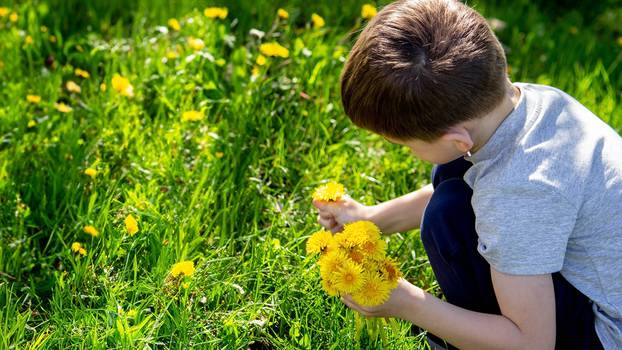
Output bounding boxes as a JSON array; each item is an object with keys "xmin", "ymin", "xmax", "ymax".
[
  {"xmin": 313, "ymin": 195, "xmax": 349, "ymax": 213},
  {"xmin": 312, "ymin": 199, "xmax": 325, "ymax": 210},
  {"xmin": 313, "ymin": 200, "xmax": 336, "ymax": 216}
]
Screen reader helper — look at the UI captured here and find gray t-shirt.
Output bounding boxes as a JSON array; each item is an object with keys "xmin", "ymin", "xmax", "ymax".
[{"xmin": 463, "ymin": 82, "xmax": 622, "ymax": 349}]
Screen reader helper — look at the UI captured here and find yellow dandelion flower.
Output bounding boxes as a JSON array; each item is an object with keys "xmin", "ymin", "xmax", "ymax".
[
  {"xmin": 347, "ymin": 246, "xmax": 366, "ymax": 264},
  {"xmin": 277, "ymin": 8, "xmax": 289, "ymax": 19},
  {"xmin": 361, "ymin": 4, "xmax": 377, "ymax": 19},
  {"xmin": 343, "ymin": 220, "xmax": 380, "ymax": 242},
  {"xmin": 83, "ymin": 225, "xmax": 99, "ymax": 237},
  {"xmin": 361, "ymin": 258, "xmax": 380, "ymax": 273},
  {"xmin": 334, "ymin": 259, "xmax": 365, "ymax": 294},
  {"xmin": 182, "ymin": 110, "xmax": 204, "ymax": 122},
  {"xmin": 54, "ymin": 102, "xmax": 72, "ymax": 113},
  {"xmin": 27, "ymin": 120, "xmax": 37, "ymax": 128},
  {"xmin": 66, "ymin": 80, "xmax": 81, "ymax": 93},
  {"xmin": 312, "ymin": 181, "xmax": 345, "ymax": 202},
  {"xmin": 379, "ymin": 257, "xmax": 402, "ymax": 288},
  {"xmin": 204, "ymin": 7, "xmax": 228, "ymax": 19},
  {"xmin": 71, "ymin": 242, "xmax": 81, "ymax": 252},
  {"xmin": 111, "ymin": 74, "xmax": 134, "ymax": 97},
  {"xmin": 259, "ymin": 42, "xmax": 289, "ymax": 58},
  {"xmin": 40, "ymin": 25, "xmax": 48, "ymax": 33},
  {"xmin": 182, "ymin": 282, "xmax": 190, "ymax": 289},
  {"xmin": 75, "ymin": 68, "xmax": 90, "ymax": 78},
  {"xmin": 71, "ymin": 242, "xmax": 87, "ymax": 256},
  {"xmin": 168, "ymin": 18, "xmax": 181, "ymax": 31},
  {"xmin": 215, "ymin": 152, "xmax": 224, "ymax": 158},
  {"xmin": 351, "ymin": 271, "xmax": 391, "ymax": 306},
  {"xmin": 49, "ymin": 35, "xmax": 57, "ymax": 43},
  {"xmin": 319, "ymin": 250, "xmax": 348, "ymax": 277},
  {"xmin": 255, "ymin": 54, "xmax": 266, "ymax": 66},
  {"xmin": 271, "ymin": 238, "xmax": 281, "ymax": 249},
  {"xmin": 251, "ymin": 66, "xmax": 260, "ymax": 78},
  {"xmin": 311, "ymin": 13, "xmax": 325, "ymax": 29},
  {"xmin": 333, "ymin": 231, "xmax": 358, "ymax": 250},
  {"xmin": 321, "ymin": 276, "xmax": 340, "ymax": 296},
  {"xmin": 24, "ymin": 35, "xmax": 33, "ymax": 45},
  {"xmin": 187, "ymin": 36, "xmax": 205, "ymax": 51},
  {"xmin": 306, "ymin": 229, "xmax": 335, "ymax": 255},
  {"xmin": 361, "ymin": 238, "xmax": 387, "ymax": 260},
  {"xmin": 100, "ymin": 83, "xmax": 107, "ymax": 91},
  {"xmin": 84, "ymin": 167, "xmax": 97, "ymax": 178},
  {"xmin": 124, "ymin": 214, "xmax": 139, "ymax": 235},
  {"xmin": 9, "ymin": 12, "xmax": 17, "ymax": 23},
  {"xmin": 343, "ymin": 230, "xmax": 366, "ymax": 248},
  {"xmin": 26, "ymin": 94, "xmax": 41, "ymax": 104},
  {"xmin": 170, "ymin": 260, "xmax": 195, "ymax": 277},
  {"xmin": 166, "ymin": 50, "xmax": 179, "ymax": 59},
  {"xmin": 0, "ymin": 7, "xmax": 9, "ymax": 17}
]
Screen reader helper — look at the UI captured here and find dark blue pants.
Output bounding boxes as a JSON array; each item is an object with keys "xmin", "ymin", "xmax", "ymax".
[{"xmin": 420, "ymin": 157, "xmax": 602, "ymax": 350}]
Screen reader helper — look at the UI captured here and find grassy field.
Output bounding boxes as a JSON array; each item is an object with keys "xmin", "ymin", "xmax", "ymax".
[{"xmin": 0, "ymin": 0, "xmax": 621, "ymax": 348}]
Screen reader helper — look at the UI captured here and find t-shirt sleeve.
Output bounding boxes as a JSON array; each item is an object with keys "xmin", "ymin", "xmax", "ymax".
[{"xmin": 472, "ymin": 183, "xmax": 578, "ymax": 275}]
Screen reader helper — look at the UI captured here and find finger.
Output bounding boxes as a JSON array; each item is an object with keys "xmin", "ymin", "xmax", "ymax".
[
  {"xmin": 342, "ymin": 295, "xmax": 378, "ymax": 316},
  {"xmin": 318, "ymin": 216, "xmax": 338, "ymax": 230},
  {"xmin": 312, "ymin": 199, "xmax": 327, "ymax": 209},
  {"xmin": 340, "ymin": 295, "xmax": 360, "ymax": 311},
  {"xmin": 314, "ymin": 202, "xmax": 336, "ymax": 219},
  {"xmin": 341, "ymin": 295, "xmax": 361, "ymax": 310},
  {"xmin": 331, "ymin": 224, "xmax": 344, "ymax": 233},
  {"xmin": 317, "ymin": 217, "xmax": 337, "ymax": 230},
  {"xmin": 341, "ymin": 296, "xmax": 370, "ymax": 315},
  {"xmin": 319, "ymin": 211, "xmax": 334, "ymax": 220},
  {"xmin": 313, "ymin": 199, "xmax": 342, "ymax": 215},
  {"xmin": 317, "ymin": 215, "xmax": 329, "ymax": 229}
]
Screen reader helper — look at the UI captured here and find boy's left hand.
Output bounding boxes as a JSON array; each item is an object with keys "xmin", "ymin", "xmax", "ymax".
[{"xmin": 340, "ymin": 278, "xmax": 421, "ymax": 321}]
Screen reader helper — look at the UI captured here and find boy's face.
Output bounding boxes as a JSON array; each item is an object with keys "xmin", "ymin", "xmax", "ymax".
[{"xmin": 384, "ymin": 135, "xmax": 468, "ymax": 165}]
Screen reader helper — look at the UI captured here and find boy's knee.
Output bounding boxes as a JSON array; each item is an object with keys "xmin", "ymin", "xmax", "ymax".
[
  {"xmin": 421, "ymin": 179, "xmax": 474, "ymax": 258},
  {"xmin": 425, "ymin": 179, "xmax": 473, "ymax": 226}
]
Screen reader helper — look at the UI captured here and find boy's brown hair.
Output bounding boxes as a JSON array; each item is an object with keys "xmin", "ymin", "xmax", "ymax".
[{"xmin": 341, "ymin": 0, "xmax": 508, "ymax": 141}]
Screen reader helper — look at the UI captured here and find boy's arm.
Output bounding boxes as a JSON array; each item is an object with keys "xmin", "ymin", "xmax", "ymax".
[
  {"xmin": 314, "ymin": 184, "xmax": 434, "ymax": 234},
  {"xmin": 368, "ymin": 183, "xmax": 434, "ymax": 234},
  {"xmin": 343, "ymin": 269, "xmax": 556, "ymax": 350}
]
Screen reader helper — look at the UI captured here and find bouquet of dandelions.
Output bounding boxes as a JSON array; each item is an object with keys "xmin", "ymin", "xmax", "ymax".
[{"xmin": 309, "ymin": 181, "xmax": 402, "ymax": 345}]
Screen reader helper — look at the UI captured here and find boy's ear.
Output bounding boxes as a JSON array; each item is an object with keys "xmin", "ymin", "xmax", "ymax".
[{"xmin": 440, "ymin": 126, "xmax": 474, "ymax": 153}]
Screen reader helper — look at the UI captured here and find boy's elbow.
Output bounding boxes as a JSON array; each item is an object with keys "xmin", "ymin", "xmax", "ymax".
[
  {"xmin": 498, "ymin": 332, "xmax": 554, "ymax": 350},
  {"xmin": 518, "ymin": 336, "xmax": 555, "ymax": 350},
  {"xmin": 515, "ymin": 324, "xmax": 555, "ymax": 350}
]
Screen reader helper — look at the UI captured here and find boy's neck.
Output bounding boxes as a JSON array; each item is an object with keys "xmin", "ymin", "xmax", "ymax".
[{"xmin": 469, "ymin": 81, "xmax": 521, "ymax": 154}]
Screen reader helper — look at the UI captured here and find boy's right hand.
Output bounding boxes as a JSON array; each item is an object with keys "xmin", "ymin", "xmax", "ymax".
[{"xmin": 313, "ymin": 195, "xmax": 375, "ymax": 233}]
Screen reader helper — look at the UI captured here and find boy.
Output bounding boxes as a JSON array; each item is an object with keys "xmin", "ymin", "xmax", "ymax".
[{"xmin": 313, "ymin": 0, "xmax": 622, "ymax": 349}]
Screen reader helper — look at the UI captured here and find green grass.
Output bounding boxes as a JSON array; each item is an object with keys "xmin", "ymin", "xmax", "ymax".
[{"xmin": 0, "ymin": 0, "xmax": 620, "ymax": 349}]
